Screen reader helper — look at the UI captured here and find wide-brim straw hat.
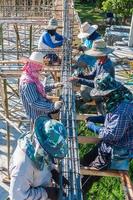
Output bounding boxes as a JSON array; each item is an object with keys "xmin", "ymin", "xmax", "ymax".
[
  {"xmin": 90, "ymin": 73, "xmax": 122, "ymax": 97},
  {"xmin": 46, "ymin": 18, "xmax": 58, "ymax": 30},
  {"xmin": 20, "ymin": 52, "xmax": 47, "ymax": 65},
  {"xmin": 35, "ymin": 116, "xmax": 68, "ymax": 159},
  {"xmin": 78, "ymin": 22, "xmax": 98, "ymax": 39},
  {"xmin": 85, "ymin": 39, "xmax": 113, "ymax": 57}
]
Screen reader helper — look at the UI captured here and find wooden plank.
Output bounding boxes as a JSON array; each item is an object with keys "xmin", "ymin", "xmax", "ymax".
[
  {"xmin": 120, "ymin": 171, "xmax": 133, "ymax": 200},
  {"xmin": 76, "ymin": 113, "xmax": 97, "ymax": 121},
  {"xmin": 78, "ymin": 136, "xmax": 100, "ymax": 144},
  {"xmin": 0, "ymin": 68, "xmax": 61, "ymax": 78},
  {"xmin": 80, "ymin": 167, "xmax": 124, "ymax": 177}
]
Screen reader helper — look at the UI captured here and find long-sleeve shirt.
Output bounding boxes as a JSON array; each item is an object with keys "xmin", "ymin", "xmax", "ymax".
[
  {"xmin": 99, "ymin": 101, "xmax": 133, "ymax": 150},
  {"xmin": 83, "ymin": 32, "xmax": 101, "ymax": 49},
  {"xmin": 9, "ymin": 145, "xmax": 52, "ymax": 200},
  {"xmin": 38, "ymin": 31, "xmax": 63, "ymax": 50},
  {"xmin": 19, "ymin": 82, "xmax": 56, "ymax": 121},
  {"xmin": 78, "ymin": 58, "xmax": 114, "ymax": 87}
]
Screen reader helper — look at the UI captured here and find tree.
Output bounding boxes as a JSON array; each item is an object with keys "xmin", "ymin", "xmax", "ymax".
[{"xmin": 102, "ymin": 0, "xmax": 133, "ymax": 24}]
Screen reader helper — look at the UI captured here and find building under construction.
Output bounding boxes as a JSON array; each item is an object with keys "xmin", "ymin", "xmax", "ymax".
[{"xmin": 0, "ymin": 0, "xmax": 133, "ymax": 200}]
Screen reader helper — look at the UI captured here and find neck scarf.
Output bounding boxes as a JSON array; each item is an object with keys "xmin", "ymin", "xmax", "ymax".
[
  {"xmin": 104, "ymin": 85, "xmax": 133, "ymax": 113},
  {"xmin": 98, "ymin": 56, "xmax": 108, "ymax": 65},
  {"xmin": 20, "ymin": 61, "xmax": 46, "ymax": 97},
  {"xmin": 88, "ymin": 31, "xmax": 101, "ymax": 41},
  {"xmin": 18, "ymin": 132, "xmax": 53, "ymax": 170}
]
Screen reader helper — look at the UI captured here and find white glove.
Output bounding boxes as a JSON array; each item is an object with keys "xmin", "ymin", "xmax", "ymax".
[
  {"xmin": 54, "ymin": 101, "xmax": 63, "ymax": 110},
  {"xmin": 54, "ymin": 82, "xmax": 63, "ymax": 88}
]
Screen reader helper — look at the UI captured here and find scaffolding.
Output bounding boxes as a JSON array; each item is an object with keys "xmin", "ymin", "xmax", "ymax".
[{"xmin": 0, "ymin": 1, "xmax": 133, "ymax": 200}]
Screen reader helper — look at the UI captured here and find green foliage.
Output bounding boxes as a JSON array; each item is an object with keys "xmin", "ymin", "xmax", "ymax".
[
  {"xmin": 78, "ymin": 121, "xmax": 125, "ymax": 200},
  {"xmin": 78, "ymin": 121, "xmax": 95, "ymax": 158},
  {"xmin": 75, "ymin": 0, "xmax": 105, "ymax": 25},
  {"xmin": 102, "ymin": 0, "xmax": 133, "ymax": 19},
  {"xmin": 87, "ymin": 177, "xmax": 124, "ymax": 200}
]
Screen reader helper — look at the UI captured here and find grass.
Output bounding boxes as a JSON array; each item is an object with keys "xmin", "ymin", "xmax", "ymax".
[{"xmin": 74, "ymin": 0, "xmax": 106, "ymax": 34}]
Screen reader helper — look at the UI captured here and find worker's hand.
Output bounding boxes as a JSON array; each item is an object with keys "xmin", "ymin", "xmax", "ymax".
[
  {"xmin": 68, "ymin": 76, "xmax": 79, "ymax": 82},
  {"xmin": 78, "ymin": 45, "xmax": 86, "ymax": 52},
  {"xmin": 51, "ymin": 169, "xmax": 69, "ymax": 187},
  {"xmin": 45, "ymin": 187, "xmax": 59, "ymax": 200},
  {"xmin": 54, "ymin": 82, "xmax": 64, "ymax": 88},
  {"xmin": 86, "ymin": 121, "xmax": 95, "ymax": 129},
  {"xmin": 54, "ymin": 101, "xmax": 63, "ymax": 110}
]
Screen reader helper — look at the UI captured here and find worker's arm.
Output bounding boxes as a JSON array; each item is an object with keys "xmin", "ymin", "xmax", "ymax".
[
  {"xmin": 55, "ymin": 32, "xmax": 63, "ymax": 41},
  {"xmin": 43, "ymin": 32, "xmax": 63, "ymax": 48},
  {"xmin": 22, "ymin": 83, "xmax": 56, "ymax": 113}
]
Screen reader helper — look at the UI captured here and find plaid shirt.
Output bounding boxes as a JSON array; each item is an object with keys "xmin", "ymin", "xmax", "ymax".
[
  {"xmin": 99, "ymin": 101, "xmax": 133, "ymax": 150},
  {"xmin": 19, "ymin": 83, "xmax": 55, "ymax": 121},
  {"xmin": 78, "ymin": 58, "xmax": 114, "ymax": 87}
]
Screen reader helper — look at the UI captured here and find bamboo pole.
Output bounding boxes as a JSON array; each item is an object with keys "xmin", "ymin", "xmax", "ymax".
[
  {"xmin": 0, "ymin": 24, "xmax": 4, "ymax": 60},
  {"xmin": 3, "ymin": 79, "xmax": 10, "ymax": 178},
  {"xmin": 78, "ymin": 136, "xmax": 100, "ymax": 144},
  {"xmin": 29, "ymin": 25, "xmax": 32, "ymax": 55},
  {"xmin": 14, "ymin": 24, "xmax": 23, "ymax": 58},
  {"xmin": 80, "ymin": 167, "xmax": 123, "ymax": 177},
  {"xmin": 120, "ymin": 171, "xmax": 133, "ymax": 200}
]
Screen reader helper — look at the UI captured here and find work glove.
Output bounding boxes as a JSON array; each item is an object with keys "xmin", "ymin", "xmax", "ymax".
[
  {"xmin": 54, "ymin": 101, "xmax": 63, "ymax": 110},
  {"xmin": 45, "ymin": 187, "xmax": 59, "ymax": 200},
  {"xmin": 68, "ymin": 76, "xmax": 79, "ymax": 82},
  {"xmin": 54, "ymin": 82, "xmax": 64, "ymax": 88},
  {"xmin": 45, "ymin": 187, "xmax": 66, "ymax": 200},
  {"xmin": 51, "ymin": 169, "xmax": 69, "ymax": 188},
  {"xmin": 86, "ymin": 121, "xmax": 101, "ymax": 135}
]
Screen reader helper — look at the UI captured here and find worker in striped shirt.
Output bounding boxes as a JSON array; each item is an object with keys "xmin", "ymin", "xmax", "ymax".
[{"xmin": 19, "ymin": 52, "xmax": 63, "ymax": 123}]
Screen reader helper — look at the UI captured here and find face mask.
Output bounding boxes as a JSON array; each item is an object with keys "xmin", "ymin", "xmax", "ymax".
[{"xmin": 48, "ymin": 29, "xmax": 56, "ymax": 36}]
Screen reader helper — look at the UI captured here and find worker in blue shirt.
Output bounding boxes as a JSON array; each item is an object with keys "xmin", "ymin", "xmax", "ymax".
[
  {"xmin": 81, "ymin": 73, "xmax": 133, "ymax": 198},
  {"xmin": 77, "ymin": 22, "xmax": 101, "ymax": 69},
  {"xmin": 38, "ymin": 18, "xmax": 63, "ymax": 64},
  {"xmin": 70, "ymin": 39, "xmax": 114, "ymax": 114}
]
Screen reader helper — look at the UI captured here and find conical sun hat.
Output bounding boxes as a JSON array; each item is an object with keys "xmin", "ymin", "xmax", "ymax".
[
  {"xmin": 78, "ymin": 22, "xmax": 98, "ymax": 39},
  {"xmin": 85, "ymin": 39, "xmax": 113, "ymax": 57},
  {"xmin": 35, "ymin": 116, "xmax": 68, "ymax": 159},
  {"xmin": 46, "ymin": 18, "xmax": 58, "ymax": 30}
]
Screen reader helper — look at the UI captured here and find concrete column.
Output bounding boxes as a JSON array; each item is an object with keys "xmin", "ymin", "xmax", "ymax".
[{"xmin": 128, "ymin": 15, "xmax": 133, "ymax": 47}]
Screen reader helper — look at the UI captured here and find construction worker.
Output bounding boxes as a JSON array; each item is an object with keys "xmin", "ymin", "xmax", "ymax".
[
  {"xmin": 38, "ymin": 18, "xmax": 63, "ymax": 64},
  {"xmin": 9, "ymin": 116, "xmax": 68, "ymax": 200},
  {"xmin": 81, "ymin": 73, "xmax": 133, "ymax": 198},
  {"xmin": 70, "ymin": 39, "xmax": 114, "ymax": 114},
  {"xmin": 19, "ymin": 52, "xmax": 63, "ymax": 123},
  {"xmin": 76, "ymin": 22, "xmax": 101, "ymax": 69}
]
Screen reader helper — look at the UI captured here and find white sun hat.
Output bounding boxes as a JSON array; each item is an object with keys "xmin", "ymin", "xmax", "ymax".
[
  {"xmin": 78, "ymin": 22, "xmax": 98, "ymax": 39},
  {"xmin": 85, "ymin": 39, "xmax": 113, "ymax": 57},
  {"xmin": 46, "ymin": 18, "xmax": 58, "ymax": 30},
  {"xmin": 29, "ymin": 52, "xmax": 46, "ymax": 64}
]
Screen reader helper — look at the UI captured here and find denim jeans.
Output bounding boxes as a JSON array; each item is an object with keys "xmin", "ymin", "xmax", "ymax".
[{"xmin": 81, "ymin": 143, "xmax": 111, "ymax": 199}]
